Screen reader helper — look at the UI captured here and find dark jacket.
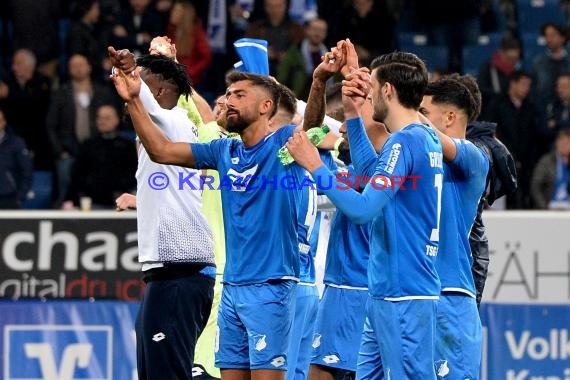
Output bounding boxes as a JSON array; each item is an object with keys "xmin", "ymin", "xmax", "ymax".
[
  {"xmin": 46, "ymin": 82, "xmax": 115, "ymax": 158},
  {"xmin": 0, "ymin": 131, "xmax": 33, "ymax": 202},
  {"xmin": 111, "ymin": 9, "xmax": 165, "ymax": 55},
  {"xmin": 66, "ymin": 132, "xmax": 137, "ymax": 207},
  {"xmin": 487, "ymin": 93, "xmax": 539, "ymax": 208},
  {"xmin": 0, "ymin": 71, "xmax": 52, "ymax": 169},
  {"xmin": 466, "ymin": 121, "xmax": 517, "ymax": 306}
]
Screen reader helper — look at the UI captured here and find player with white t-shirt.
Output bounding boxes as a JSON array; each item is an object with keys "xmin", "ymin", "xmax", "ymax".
[{"xmin": 121, "ymin": 53, "xmax": 216, "ymax": 380}]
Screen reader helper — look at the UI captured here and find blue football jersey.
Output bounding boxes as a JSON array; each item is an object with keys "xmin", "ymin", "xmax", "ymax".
[
  {"xmin": 191, "ymin": 124, "xmax": 305, "ymax": 284},
  {"xmin": 323, "ymin": 164, "xmax": 371, "ymax": 288},
  {"xmin": 438, "ymin": 139, "xmax": 489, "ymax": 297},
  {"xmin": 313, "ymin": 117, "xmax": 443, "ymax": 299}
]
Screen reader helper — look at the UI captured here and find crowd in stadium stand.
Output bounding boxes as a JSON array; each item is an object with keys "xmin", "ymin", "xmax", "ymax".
[{"xmin": 0, "ymin": 0, "xmax": 569, "ymax": 210}]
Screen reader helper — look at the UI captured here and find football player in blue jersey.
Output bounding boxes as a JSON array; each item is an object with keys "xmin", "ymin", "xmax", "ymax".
[
  {"xmin": 266, "ymin": 81, "xmax": 321, "ymax": 380},
  {"xmin": 419, "ymin": 78, "xmax": 489, "ymax": 379},
  {"xmin": 287, "ymin": 51, "xmax": 442, "ymax": 379},
  {"xmin": 110, "ymin": 44, "xmax": 347, "ymax": 380},
  {"xmin": 310, "ymin": 106, "xmax": 388, "ymax": 380},
  {"xmin": 300, "ymin": 42, "xmax": 391, "ymax": 380}
]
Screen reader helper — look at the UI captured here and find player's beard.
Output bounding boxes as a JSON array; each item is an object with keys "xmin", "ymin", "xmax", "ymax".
[
  {"xmin": 372, "ymin": 94, "xmax": 388, "ymax": 124},
  {"xmin": 226, "ymin": 110, "xmax": 253, "ymax": 134}
]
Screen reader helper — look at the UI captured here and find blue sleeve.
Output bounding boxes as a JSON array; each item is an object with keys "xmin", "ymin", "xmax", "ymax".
[
  {"xmin": 449, "ymin": 139, "xmax": 489, "ymax": 179},
  {"xmin": 313, "ymin": 133, "xmax": 411, "ymax": 224},
  {"xmin": 319, "ymin": 149, "xmax": 338, "ymax": 171},
  {"xmin": 190, "ymin": 139, "xmax": 230, "ymax": 170},
  {"xmin": 346, "ymin": 117, "xmax": 378, "ymax": 178},
  {"xmin": 274, "ymin": 124, "xmax": 297, "ymax": 145}
]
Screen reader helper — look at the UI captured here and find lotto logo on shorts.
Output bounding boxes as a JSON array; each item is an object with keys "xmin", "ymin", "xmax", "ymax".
[
  {"xmin": 271, "ymin": 356, "xmax": 286, "ymax": 368},
  {"xmin": 4, "ymin": 325, "xmax": 112, "ymax": 380}
]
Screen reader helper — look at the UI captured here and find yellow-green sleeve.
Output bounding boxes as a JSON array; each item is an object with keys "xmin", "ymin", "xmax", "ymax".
[{"xmin": 177, "ymin": 95, "xmax": 204, "ymax": 129}]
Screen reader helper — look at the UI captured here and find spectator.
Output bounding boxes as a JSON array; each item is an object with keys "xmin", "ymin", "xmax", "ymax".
[
  {"xmin": 245, "ymin": 0, "xmax": 305, "ymax": 75},
  {"xmin": 46, "ymin": 54, "xmax": 116, "ymax": 206},
  {"xmin": 0, "ymin": 107, "xmax": 33, "ymax": 209},
  {"xmin": 68, "ymin": 0, "xmax": 112, "ymax": 80},
  {"xmin": 531, "ymin": 128, "xmax": 570, "ymax": 210},
  {"xmin": 334, "ymin": 0, "xmax": 395, "ymax": 67},
  {"xmin": 0, "ymin": 49, "xmax": 52, "ymax": 171},
  {"xmin": 111, "ymin": 0, "xmax": 165, "ymax": 56},
  {"xmin": 530, "ymin": 23, "xmax": 570, "ymax": 109},
  {"xmin": 277, "ymin": 18, "xmax": 328, "ymax": 100},
  {"xmin": 542, "ymin": 73, "xmax": 570, "ymax": 156},
  {"xmin": 63, "ymin": 104, "xmax": 137, "ymax": 209},
  {"xmin": 487, "ymin": 70, "xmax": 540, "ymax": 209},
  {"xmin": 166, "ymin": 0, "xmax": 212, "ymax": 86},
  {"xmin": 478, "ymin": 36, "xmax": 522, "ymax": 120},
  {"xmin": 8, "ymin": 0, "xmax": 62, "ymax": 79},
  {"xmin": 249, "ymin": 0, "xmax": 318, "ymax": 24}
]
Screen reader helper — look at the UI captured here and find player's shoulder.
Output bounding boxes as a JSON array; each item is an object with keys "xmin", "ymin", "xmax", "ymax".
[
  {"xmin": 170, "ymin": 107, "xmax": 199, "ymax": 139},
  {"xmin": 393, "ymin": 123, "xmax": 439, "ymax": 151},
  {"xmin": 271, "ymin": 123, "xmax": 296, "ymax": 140},
  {"xmin": 454, "ymin": 138, "xmax": 489, "ymax": 163},
  {"xmin": 398, "ymin": 123, "xmax": 438, "ymax": 143}
]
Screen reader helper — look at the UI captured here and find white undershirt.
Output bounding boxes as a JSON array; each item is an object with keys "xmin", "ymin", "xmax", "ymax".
[{"xmin": 136, "ymin": 81, "xmax": 214, "ymax": 268}]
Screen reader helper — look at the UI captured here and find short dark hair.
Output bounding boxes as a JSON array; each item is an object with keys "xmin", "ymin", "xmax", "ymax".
[
  {"xmin": 277, "ymin": 83, "xmax": 297, "ymax": 117},
  {"xmin": 370, "ymin": 51, "xmax": 428, "ymax": 109},
  {"xmin": 225, "ymin": 71, "xmax": 282, "ymax": 118},
  {"xmin": 445, "ymin": 73, "xmax": 482, "ymax": 121},
  {"xmin": 424, "ymin": 78, "xmax": 477, "ymax": 122},
  {"xmin": 500, "ymin": 36, "xmax": 521, "ymax": 51},
  {"xmin": 541, "ymin": 22, "xmax": 568, "ymax": 41},
  {"xmin": 136, "ymin": 54, "xmax": 193, "ymax": 98},
  {"xmin": 509, "ymin": 69, "xmax": 531, "ymax": 83},
  {"xmin": 326, "ymin": 82, "xmax": 343, "ymax": 105},
  {"xmin": 325, "ymin": 82, "xmax": 344, "ymax": 121}
]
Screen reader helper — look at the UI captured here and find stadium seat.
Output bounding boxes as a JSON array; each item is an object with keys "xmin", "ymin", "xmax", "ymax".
[
  {"xmin": 521, "ymin": 32, "xmax": 546, "ymax": 70},
  {"xmin": 58, "ymin": 18, "xmax": 71, "ymax": 80},
  {"xmin": 401, "ymin": 45, "xmax": 450, "ymax": 72},
  {"xmin": 461, "ymin": 33, "xmax": 503, "ymax": 76},
  {"xmin": 397, "ymin": 33, "xmax": 429, "ymax": 49},
  {"xmin": 516, "ymin": 0, "xmax": 565, "ymax": 35},
  {"xmin": 22, "ymin": 171, "xmax": 53, "ymax": 209}
]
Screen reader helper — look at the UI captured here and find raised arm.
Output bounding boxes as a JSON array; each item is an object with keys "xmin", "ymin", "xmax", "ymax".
[
  {"xmin": 287, "ymin": 131, "xmax": 397, "ymax": 224},
  {"xmin": 302, "ymin": 41, "xmax": 347, "ymax": 131},
  {"xmin": 111, "ymin": 68, "xmax": 196, "ymax": 167},
  {"xmin": 191, "ymin": 90, "xmax": 215, "ymax": 124},
  {"xmin": 342, "ymin": 67, "xmax": 377, "ymax": 176},
  {"xmin": 418, "ymin": 112, "xmax": 457, "ymax": 161}
]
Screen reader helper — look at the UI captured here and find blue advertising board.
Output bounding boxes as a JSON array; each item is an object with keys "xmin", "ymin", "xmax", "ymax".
[
  {"xmin": 1, "ymin": 301, "xmax": 570, "ymax": 379},
  {"xmin": 480, "ymin": 304, "xmax": 570, "ymax": 380},
  {"xmin": 0, "ymin": 301, "xmax": 138, "ymax": 380}
]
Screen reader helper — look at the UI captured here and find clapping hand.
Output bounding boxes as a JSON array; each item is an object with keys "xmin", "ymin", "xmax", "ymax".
[
  {"xmin": 108, "ymin": 46, "xmax": 136, "ymax": 75},
  {"xmin": 342, "ymin": 67, "xmax": 371, "ymax": 118}
]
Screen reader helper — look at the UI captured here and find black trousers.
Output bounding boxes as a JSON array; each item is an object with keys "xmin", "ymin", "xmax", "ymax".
[{"xmin": 136, "ymin": 269, "xmax": 215, "ymax": 380}]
